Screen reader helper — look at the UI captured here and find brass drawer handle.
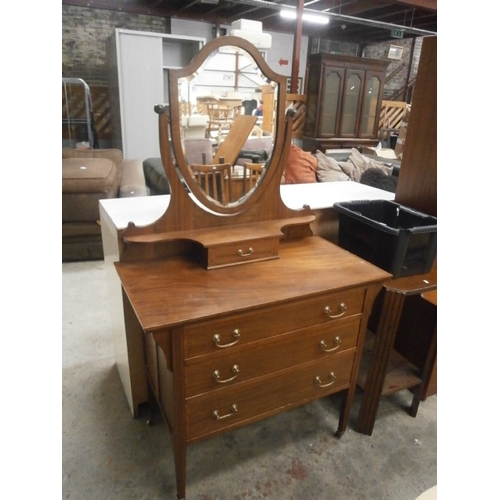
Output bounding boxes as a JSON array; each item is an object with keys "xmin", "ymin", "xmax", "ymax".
[
  {"xmin": 324, "ymin": 303, "xmax": 347, "ymax": 319},
  {"xmin": 213, "ymin": 329, "xmax": 240, "ymax": 348},
  {"xmin": 212, "ymin": 404, "xmax": 238, "ymax": 420},
  {"xmin": 237, "ymin": 247, "xmax": 253, "ymax": 257},
  {"xmin": 315, "ymin": 371, "xmax": 336, "ymax": 388},
  {"xmin": 319, "ymin": 336, "xmax": 342, "ymax": 352},
  {"xmin": 213, "ymin": 365, "xmax": 240, "ymax": 383}
]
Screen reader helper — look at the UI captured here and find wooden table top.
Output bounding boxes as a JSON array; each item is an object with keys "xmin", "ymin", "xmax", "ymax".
[
  {"xmin": 115, "ymin": 236, "xmax": 391, "ymax": 332},
  {"xmin": 384, "ymin": 263, "xmax": 437, "ymax": 295},
  {"xmin": 422, "ymin": 289, "xmax": 437, "ymax": 306}
]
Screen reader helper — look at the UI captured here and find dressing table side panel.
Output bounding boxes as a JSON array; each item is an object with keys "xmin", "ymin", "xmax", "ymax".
[{"xmin": 120, "ymin": 289, "xmax": 149, "ymax": 417}]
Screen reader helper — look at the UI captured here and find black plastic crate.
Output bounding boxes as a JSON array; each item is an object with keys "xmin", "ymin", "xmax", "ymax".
[{"xmin": 334, "ymin": 199, "xmax": 437, "ymax": 278}]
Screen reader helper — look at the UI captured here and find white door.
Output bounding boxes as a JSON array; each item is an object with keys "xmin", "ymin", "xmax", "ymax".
[{"xmin": 117, "ymin": 31, "xmax": 163, "ymax": 161}]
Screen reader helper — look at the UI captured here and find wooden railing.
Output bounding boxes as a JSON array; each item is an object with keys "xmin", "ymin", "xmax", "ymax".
[
  {"xmin": 379, "ymin": 100, "xmax": 408, "ymax": 130},
  {"xmin": 285, "ymin": 94, "xmax": 307, "ymax": 138},
  {"xmin": 63, "ymin": 88, "xmax": 406, "ymax": 148},
  {"xmin": 385, "ymin": 77, "xmax": 416, "ymax": 102}
]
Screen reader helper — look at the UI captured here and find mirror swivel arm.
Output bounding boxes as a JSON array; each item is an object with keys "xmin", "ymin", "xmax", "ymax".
[{"xmin": 154, "ymin": 104, "xmax": 168, "ymax": 115}]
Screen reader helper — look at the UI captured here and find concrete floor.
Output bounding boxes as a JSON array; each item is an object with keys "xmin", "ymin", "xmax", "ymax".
[{"xmin": 62, "ymin": 259, "xmax": 437, "ymax": 500}]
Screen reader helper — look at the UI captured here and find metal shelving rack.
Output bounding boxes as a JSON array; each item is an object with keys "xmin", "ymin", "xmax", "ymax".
[{"xmin": 62, "ymin": 77, "xmax": 95, "ymax": 149}]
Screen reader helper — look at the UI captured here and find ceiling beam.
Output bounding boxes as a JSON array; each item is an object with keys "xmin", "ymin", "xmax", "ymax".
[
  {"xmin": 232, "ymin": 0, "xmax": 436, "ymax": 36},
  {"xmin": 62, "ymin": 0, "xmax": 436, "ymax": 40},
  {"xmin": 396, "ymin": 0, "xmax": 437, "ymax": 10}
]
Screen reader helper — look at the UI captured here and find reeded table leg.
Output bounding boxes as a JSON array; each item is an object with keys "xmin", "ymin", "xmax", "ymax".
[{"xmin": 356, "ymin": 289, "xmax": 406, "ymax": 435}]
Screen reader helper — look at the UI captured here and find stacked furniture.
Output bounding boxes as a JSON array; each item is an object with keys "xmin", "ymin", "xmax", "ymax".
[
  {"xmin": 62, "ymin": 148, "xmax": 147, "ymax": 261},
  {"xmin": 181, "ymin": 114, "xmax": 209, "ymax": 140}
]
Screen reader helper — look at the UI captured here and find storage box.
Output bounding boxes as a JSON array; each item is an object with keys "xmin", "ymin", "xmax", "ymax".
[
  {"xmin": 334, "ymin": 200, "xmax": 437, "ymax": 278},
  {"xmin": 231, "ymin": 19, "xmax": 263, "ymax": 32},
  {"xmin": 229, "ymin": 29, "xmax": 272, "ymax": 49},
  {"xmin": 361, "ymin": 147, "xmax": 398, "ymax": 159}
]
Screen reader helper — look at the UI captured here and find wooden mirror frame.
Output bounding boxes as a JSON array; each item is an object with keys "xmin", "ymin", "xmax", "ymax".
[
  {"xmin": 170, "ymin": 36, "xmax": 285, "ymax": 214},
  {"xmin": 170, "ymin": 38, "xmax": 276, "ymax": 211},
  {"xmin": 119, "ymin": 36, "xmax": 314, "ymax": 264}
]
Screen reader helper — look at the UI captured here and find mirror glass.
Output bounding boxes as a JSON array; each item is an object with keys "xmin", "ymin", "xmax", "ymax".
[{"xmin": 172, "ymin": 43, "xmax": 279, "ymax": 208}]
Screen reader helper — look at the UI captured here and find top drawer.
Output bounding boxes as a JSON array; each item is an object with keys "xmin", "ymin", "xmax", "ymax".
[
  {"xmin": 202, "ymin": 237, "xmax": 280, "ymax": 269},
  {"xmin": 184, "ymin": 287, "xmax": 366, "ymax": 358}
]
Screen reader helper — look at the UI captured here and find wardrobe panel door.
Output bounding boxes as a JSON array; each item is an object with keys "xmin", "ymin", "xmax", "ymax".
[
  {"xmin": 118, "ymin": 32, "xmax": 163, "ymax": 160},
  {"xmin": 319, "ymin": 67, "xmax": 344, "ymax": 137},
  {"xmin": 340, "ymin": 70, "xmax": 363, "ymax": 137},
  {"xmin": 360, "ymin": 72, "xmax": 382, "ymax": 137}
]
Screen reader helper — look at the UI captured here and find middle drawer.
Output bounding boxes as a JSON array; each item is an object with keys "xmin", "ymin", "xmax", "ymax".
[
  {"xmin": 184, "ymin": 315, "xmax": 361, "ymax": 398},
  {"xmin": 185, "ymin": 349, "xmax": 356, "ymax": 441},
  {"xmin": 183, "ymin": 287, "xmax": 366, "ymax": 358}
]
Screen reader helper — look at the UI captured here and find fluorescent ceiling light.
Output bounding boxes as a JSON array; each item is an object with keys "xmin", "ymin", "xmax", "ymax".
[{"xmin": 280, "ymin": 9, "xmax": 329, "ymax": 25}]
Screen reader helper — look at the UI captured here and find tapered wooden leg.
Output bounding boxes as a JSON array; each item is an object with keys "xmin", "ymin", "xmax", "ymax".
[
  {"xmin": 409, "ymin": 393, "xmax": 421, "ymax": 418},
  {"xmin": 173, "ymin": 436, "xmax": 187, "ymax": 500},
  {"xmin": 170, "ymin": 330, "xmax": 187, "ymax": 500},
  {"xmin": 356, "ymin": 289, "xmax": 405, "ymax": 435},
  {"xmin": 409, "ymin": 324, "xmax": 437, "ymax": 418},
  {"xmin": 335, "ymin": 389, "xmax": 349, "ymax": 437}
]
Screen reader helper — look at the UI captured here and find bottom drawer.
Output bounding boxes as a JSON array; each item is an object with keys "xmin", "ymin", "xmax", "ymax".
[{"xmin": 185, "ymin": 349, "xmax": 355, "ymax": 441}]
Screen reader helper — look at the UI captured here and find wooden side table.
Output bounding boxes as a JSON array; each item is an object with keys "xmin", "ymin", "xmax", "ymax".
[
  {"xmin": 409, "ymin": 289, "xmax": 437, "ymax": 417},
  {"xmin": 356, "ymin": 265, "xmax": 437, "ymax": 435}
]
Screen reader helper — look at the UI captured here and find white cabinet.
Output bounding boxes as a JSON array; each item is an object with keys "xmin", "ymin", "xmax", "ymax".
[{"xmin": 107, "ymin": 29, "xmax": 204, "ymax": 160}]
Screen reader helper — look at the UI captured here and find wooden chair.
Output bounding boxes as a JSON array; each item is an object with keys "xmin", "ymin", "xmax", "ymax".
[
  {"xmin": 206, "ymin": 102, "xmax": 239, "ymax": 144},
  {"xmin": 242, "ymin": 162, "xmax": 265, "ymax": 195},
  {"xmin": 190, "ymin": 163, "xmax": 232, "ymax": 205}
]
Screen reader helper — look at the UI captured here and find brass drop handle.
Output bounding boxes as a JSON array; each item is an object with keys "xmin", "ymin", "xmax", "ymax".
[
  {"xmin": 324, "ymin": 302, "xmax": 347, "ymax": 319},
  {"xmin": 213, "ymin": 329, "xmax": 240, "ymax": 348},
  {"xmin": 237, "ymin": 247, "xmax": 253, "ymax": 257},
  {"xmin": 315, "ymin": 371, "xmax": 336, "ymax": 388},
  {"xmin": 319, "ymin": 336, "xmax": 342, "ymax": 352},
  {"xmin": 212, "ymin": 404, "xmax": 238, "ymax": 420},
  {"xmin": 213, "ymin": 365, "xmax": 240, "ymax": 383}
]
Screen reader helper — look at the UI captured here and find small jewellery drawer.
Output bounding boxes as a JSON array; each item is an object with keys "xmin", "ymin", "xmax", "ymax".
[
  {"xmin": 185, "ymin": 349, "xmax": 355, "ymax": 441},
  {"xmin": 183, "ymin": 287, "xmax": 366, "ymax": 358},
  {"xmin": 203, "ymin": 237, "xmax": 280, "ymax": 269},
  {"xmin": 184, "ymin": 316, "xmax": 361, "ymax": 398}
]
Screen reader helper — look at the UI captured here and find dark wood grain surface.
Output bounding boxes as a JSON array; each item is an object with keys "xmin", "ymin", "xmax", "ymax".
[{"xmin": 116, "ymin": 236, "xmax": 391, "ymax": 332}]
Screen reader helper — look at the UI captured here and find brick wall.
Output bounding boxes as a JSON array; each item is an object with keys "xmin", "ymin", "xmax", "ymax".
[
  {"xmin": 62, "ymin": 5, "xmax": 167, "ymax": 85},
  {"xmin": 62, "ymin": 5, "xmax": 423, "ymax": 145},
  {"xmin": 63, "ymin": 4, "xmax": 422, "ymax": 93},
  {"xmin": 363, "ymin": 38, "xmax": 422, "ymax": 100}
]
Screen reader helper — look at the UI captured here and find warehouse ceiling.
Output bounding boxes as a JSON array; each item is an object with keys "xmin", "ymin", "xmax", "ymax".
[{"xmin": 63, "ymin": 0, "xmax": 437, "ymax": 44}]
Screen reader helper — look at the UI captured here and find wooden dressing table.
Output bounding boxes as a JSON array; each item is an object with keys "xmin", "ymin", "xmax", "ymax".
[{"xmin": 111, "ymin": 36, "xmax": 390, "ymax": 499}]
